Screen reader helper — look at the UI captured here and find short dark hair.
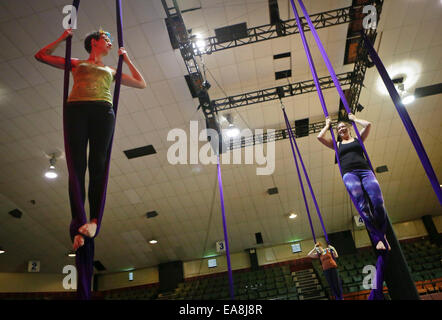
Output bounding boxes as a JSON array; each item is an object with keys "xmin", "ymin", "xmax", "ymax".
[{"xmin": 84, "ymin": 31, "xmax": 101, "ymax": 53}]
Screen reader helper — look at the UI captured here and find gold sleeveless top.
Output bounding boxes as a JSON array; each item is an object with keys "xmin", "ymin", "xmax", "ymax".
[{"xmin": 68, "ymin": 61, "xmax": 114, "ymax": 104}]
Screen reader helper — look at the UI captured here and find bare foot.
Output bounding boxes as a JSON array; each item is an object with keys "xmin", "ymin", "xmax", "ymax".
[
  {"xmin": 73, "ymin": 234, "xmax": 84, "ymax": 251},
  {"xmin": 376, "ymin": 241, "xmax": 386, "ymax": 250},
  {"xmin": 384, "ymin": 236, "xmax": 391, "ymax": 251},
  {"xmin": 78, "ymin": 222, "xmax": 97, "ymax": 238}
]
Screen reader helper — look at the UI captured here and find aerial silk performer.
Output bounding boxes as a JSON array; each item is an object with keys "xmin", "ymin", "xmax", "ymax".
[
  {"xmin": 34, "ymin": 0, "xmax": 146, "ymax": 299},
  {"xmin": 289, "ymin": 0, "xmax": 389, "ymax": 299}
]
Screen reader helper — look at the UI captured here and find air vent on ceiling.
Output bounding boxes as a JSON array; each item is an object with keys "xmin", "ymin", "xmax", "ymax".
[
  {"xmin": 275, "ymin": 70, "xmax": 291, "ymax": 80},
  {"xmin": 273, "ymin": 52, "xmax": 291, "ymax": 60},
  {"xmin": 93, "ymin": 260, "xmax": 106, "ymax": 271},
  {"xmin": 146, "ymin": 211, "xmax": 158, "ymax": 219},
  {"xmin": 294, "ymin": 118, "xmax": 309, "ymax": 138},
  {"xmin": 414, "ymin": 83, "xmax": 442, "ymax": 98},
  {"xmin": 8, "ymin": 209, "xmax": 22, "ymax": 219},
  {"xmin": 375, "ymin": 165, "xmax": 389, "ymax": 173},
  {"xmin": 267, "ymin": 187, "xmax": 278, "ymax": 195},
  {"xmin": 124, "ymin": 145, "xmax": 156, "ymax": 159}
]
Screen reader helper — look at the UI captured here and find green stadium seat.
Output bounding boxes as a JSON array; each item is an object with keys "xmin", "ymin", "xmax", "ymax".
[
  {"xmin": 248, "ymin": 292, "xmax": 258, "ymax": 299},
  {"xmin": 267, "ymin": 289, "xmax": 277, "ymax": 298},
  {"xmin": 349, "ymin": 286, "xmax": 359, "ymax": 293},
  {"xmin": 413, "ymin": 265, "xmax": 423, "ymax": 272},
  {"xmin": 423, "ymin": 263, "xmax": 433, "ymax": 270},
  {"xmin": 274, "ymin": 268, "xmax": 283, "ymax": 276},
  {"xmin": 288, "ymin": 293, "xmax": 298, "ymax": 300},
  {"xmin": 266, "ymin": 283, "xmax": 276, "ymax": 290},
  {"xmin": 288, "ymin": 286, "xmax": 297, "ymax": 293},
  {"xmin": 278, "ymin": 287, "xmax": 288, "ymax": 295},
  {"xmin": 349, "ymin": 270, "xmax": 358, "ymax": 277},
  {"xmin": 353, "ymin": 275, "xmax": 363, "ymax": 284},
  {"xmin": 412, "ymin": 274, "xmax": 423, "ymax": 282}
]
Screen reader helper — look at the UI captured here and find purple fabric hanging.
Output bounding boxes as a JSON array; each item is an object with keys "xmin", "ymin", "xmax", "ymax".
[
  {"xmin": 62, "ymin": 0, "xmax": 124, "ymax": 300},
  {"xmin": 96, "ymin": 0, "xmax": 124, "ymax": 236},
  {"xmin": 282, "ymin": 108, "xmax": 317, "ymax": 243},
  {"xmin": 217, "ymin": 156, "xmax": 234, "ymax": 299},
  {"xmin": 362, "ymin": 33, "xmax": 442, "ymax": 205}
]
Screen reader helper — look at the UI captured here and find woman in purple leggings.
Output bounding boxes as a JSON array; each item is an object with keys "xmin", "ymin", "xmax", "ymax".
[{"xmin": 317, "ymin": 114, "xmax": 390, "ymax": 300}]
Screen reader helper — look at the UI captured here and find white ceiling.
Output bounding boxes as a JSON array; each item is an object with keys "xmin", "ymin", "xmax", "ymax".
[{"xmin": 0, "ymin": 0, "xmax": 441, "ymax": 274}]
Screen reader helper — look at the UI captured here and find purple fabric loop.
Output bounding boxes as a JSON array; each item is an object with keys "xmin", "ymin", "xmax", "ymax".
[
  {"xmin": 362, "ymin": 33, "xmax": 441, "ymax": 205},
  {"xmin": 217, "ymin": 156, "xmax": 234, "ymax": 299},
  {"xmin": 295, "ymin": 0, "xmax": 374, "ymax": 173},
  {"xmin": 62, "ymin": 0, "xmax": 124, "ymax": 300}
]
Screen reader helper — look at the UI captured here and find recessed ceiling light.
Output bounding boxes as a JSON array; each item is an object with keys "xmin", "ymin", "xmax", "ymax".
[
  {"xmin": 149, "ymin": 240, "xmax": 158, "ymax": 244},
  {"xmin": 0, "ymin": 247, "xmax": 5, "ymax": 254},
  {"xmin": 67, "ymin": 252, "xmax": 76, "ymax": 258},
  {"xmin": 289, "ymin": 213, "xmax": 297, "ymax": 219}
]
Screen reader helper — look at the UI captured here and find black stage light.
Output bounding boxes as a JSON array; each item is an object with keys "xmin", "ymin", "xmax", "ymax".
[{"xmin": 356, "ymin": 103, "xmax": 364, "ymax": 112}]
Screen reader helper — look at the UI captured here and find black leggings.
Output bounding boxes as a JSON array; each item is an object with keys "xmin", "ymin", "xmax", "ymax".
[
  {"xmin": 324, "ymin": 268, "xmax": 343, "ymax": 300},
  {"xmin": 65, "ymin": 101, "xmax": 115, "ymax": 223}
]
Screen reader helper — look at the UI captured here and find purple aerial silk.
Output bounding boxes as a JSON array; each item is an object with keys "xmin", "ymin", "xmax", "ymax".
[
  {"xmin": 63, "ymin": 0, "xmax": 124, "ymax": 300},
  {"xmin": 290, "ymin": 0, "xmax": 388, "ymax": 299},
  {"xmin": 361, "ymin": 32, "xmax": 442, "ymax": 205},
  {"xmin": 217, "ymin": 156, "xmax": 234, "ymax": 299},
  {"xmin": 282, "ymin": 107, "xmax": 330, "ymax": 244}
]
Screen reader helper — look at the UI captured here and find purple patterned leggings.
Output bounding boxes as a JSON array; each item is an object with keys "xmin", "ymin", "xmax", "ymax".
[{"xmin": 343, "ymin": 169, "xmax": 389, "ymax": 300}]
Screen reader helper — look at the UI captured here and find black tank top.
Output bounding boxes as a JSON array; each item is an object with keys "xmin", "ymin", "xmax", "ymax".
[{"xmin": 338, "ymin": 138, "xmax": 371, "ymax": 175}]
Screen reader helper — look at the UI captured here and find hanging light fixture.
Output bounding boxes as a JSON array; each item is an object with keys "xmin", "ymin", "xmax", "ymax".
[
  {"xmin": 44, "ymin": 154, "xmax": 58, "ymax": 179},
  {"xmin": 395, "ymin": 80, "xmax": 415, "ymax": 105},
  {"xmin": 401, "ymin": 93, "xmax": 415, "ymax": 105},
  {"xmin": 288, "ymin": 212, "xmax": 298, "ymax": 219},
  {"xmin": 224, "ymin": 114, "xmax": 240, "ymax": 138}
]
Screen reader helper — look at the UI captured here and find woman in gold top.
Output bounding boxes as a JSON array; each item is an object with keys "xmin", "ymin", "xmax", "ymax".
[{"xmin": 35, "ymin": 29, "xmax": 146, "ymax": 251}]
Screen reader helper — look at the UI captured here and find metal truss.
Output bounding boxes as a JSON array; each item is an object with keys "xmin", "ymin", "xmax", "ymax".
[
  {"xmin": 163, "ymin": 0, "xmax": 384, "ymax": 150},
  {"xmin": 212, "ymin": 72, "xmax": 353, "ymax": 112},
  {"xmin": 225, "ymin": 119, "xmax": 339, "ymax": 151},
  {"xmin": 194, "ymin": 5, "xmax": 365, "ymax": 55},
  {"xmin": 348, "ymin": 1, "xmax": 384, "ymax": 113}
]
